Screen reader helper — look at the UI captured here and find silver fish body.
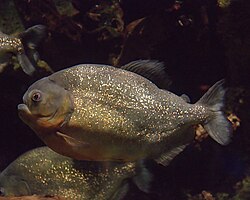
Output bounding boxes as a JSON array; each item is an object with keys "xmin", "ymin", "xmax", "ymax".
[
  {"xmin": 0, "ymin": 147, "xmax": 150, "ymax": 200},
  {"xmin": 0, "ymin": 32, "xmax": 23, "ymax": 53},
  {"xmin": 18, "ymin": 61, "xmax": 232, "ymax": 165}
]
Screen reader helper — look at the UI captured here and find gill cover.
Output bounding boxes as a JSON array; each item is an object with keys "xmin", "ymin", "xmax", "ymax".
[
  {"xmin": 0, "ymin": 175, "xmax": 30, "ymax": 196},
  {"xmin": 22, "ymin": 77, "xmax": 74, "ymax": 130}
]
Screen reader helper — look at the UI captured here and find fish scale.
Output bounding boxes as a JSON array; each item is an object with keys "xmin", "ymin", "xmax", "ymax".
[
  {"xmin": 0, "ymin": 36, "xmax": 23, "ymax": 53},
  {"xmin": 0, "ymin": 147, "xmax": 150, "ymax": 200},
  {"xmin": 18, "ymin": 60, "xmax": 232, "ymax": 165}
]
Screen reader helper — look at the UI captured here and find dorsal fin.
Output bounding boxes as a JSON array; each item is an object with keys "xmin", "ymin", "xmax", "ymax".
[{"xmin": 120, "ymin": 60, "xmax": 172, "ymax": 89}]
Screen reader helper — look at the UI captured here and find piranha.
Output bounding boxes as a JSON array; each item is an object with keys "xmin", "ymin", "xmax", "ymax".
[
  {"xmin": 17, "ymin": 60, "xmax": 232, "ymax": 166},
  {"xmin": 0, "ymin": 25, "xmax": 47, "ymax": 75},
  {"xmin": 0, "ymin": 147, "xmax": 151, "ymax": 200}
]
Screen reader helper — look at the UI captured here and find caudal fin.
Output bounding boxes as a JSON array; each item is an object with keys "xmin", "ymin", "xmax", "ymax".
[
  {"xmin": 197, "ymin": 79, "xmax": 232, "ymax": 145},
  {"xmin": 20, "ymin": 25, "xmax": 47, "ymax": 50},
  {"xmin": 17, "ymin": 25, "xmax": 48, "ymax": 75}
]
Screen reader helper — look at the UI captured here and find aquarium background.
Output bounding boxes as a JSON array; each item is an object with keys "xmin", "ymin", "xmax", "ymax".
[{"xmin": 0, "ymin": 0, "xmax": 250, "ymax": 199}]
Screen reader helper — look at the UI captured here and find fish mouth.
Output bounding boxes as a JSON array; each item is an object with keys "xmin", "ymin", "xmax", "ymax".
[
  {"xmin": 17, "ymin": 103, "xmax": 32, "ymax": 122},
  {"xmin": 17, "ymin": 103, "xmax": 30, "ymax": 113}
]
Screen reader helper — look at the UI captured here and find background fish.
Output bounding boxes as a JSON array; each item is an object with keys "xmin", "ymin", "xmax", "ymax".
[
  {"xmin": 0, "ymin": 25, "xmax": 47, "ymax": 75},
  {"xmin": 17, "ymin": 60, "xmax": 232, "ymax": 166},
  {"xmin": 0, "ymin": 147, "xmax": 151, "ymax": 200}
]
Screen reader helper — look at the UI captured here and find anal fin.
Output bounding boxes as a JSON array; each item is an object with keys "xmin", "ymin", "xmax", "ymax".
[{"xmin": 155, "ymin": 144, "xmax": 187, "ymax": 166}]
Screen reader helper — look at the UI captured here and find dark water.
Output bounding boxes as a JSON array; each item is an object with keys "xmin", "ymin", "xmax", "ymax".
[{"xmin": 0, "ymin": 0, "xmax": 250, "ymax": 199}]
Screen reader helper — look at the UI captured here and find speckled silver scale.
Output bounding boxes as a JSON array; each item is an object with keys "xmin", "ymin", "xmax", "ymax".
[
  {"xmin": 19, "ymin": 60, "xmax": 231, "ymax": 164},
  {"xmin": 48, "ymin": 64, "xmax": 210, "ymax": 161},
  {"xmin": 0, "ymin": 33, "xmax": 23, "ymax": 53},
  {"xmin": 0, "ymin": 147, "xmax": 137, "ymax": 200}
]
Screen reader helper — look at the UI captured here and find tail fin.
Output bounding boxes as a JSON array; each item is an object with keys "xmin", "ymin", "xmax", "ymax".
[
  {"xmin": 17, "ymin": 25, "xmax": 47, "ymax": 75},
  {"xmin": 20, "ymin": 25, "xmax": 47, "ymax": 49},
  {"xmin": 197, "ymin": 79, "xmax": 232, "ymax": 145}
]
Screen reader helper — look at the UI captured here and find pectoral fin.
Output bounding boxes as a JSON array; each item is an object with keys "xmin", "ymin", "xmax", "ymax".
[
  {"xmin": 133, "ymin": 160, "xmax": 153, "ymax": 193},
  {"xmin": 155, "ymin": 144, "xmax": 187, "ymax": 166},
  {"xmin": 56, "ymin": 131, "xmax": 90, "ymax": 149},
  {"xmin": 109, "ymin": 180, "xmax": 129, "ymax": 200}
]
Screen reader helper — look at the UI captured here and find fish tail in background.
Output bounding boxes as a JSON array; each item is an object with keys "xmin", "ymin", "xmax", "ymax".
[
  {"xmin": 22, "ymin": 25, "xmax": 47, "ymax": 46},
  {"xmin": 16, "ymin": 53, "xmax": 35, "ymax": 75},
  {"xmin": 17, "ymin": 25, "xmax": 48, "ymax": 75},
  {"xmin": 197, "ymin": 79, "xmax": 233, "ymax": 145},
  {"xmin": 20, "ymin": 25, "xmax": 47, "ymax": 63}
]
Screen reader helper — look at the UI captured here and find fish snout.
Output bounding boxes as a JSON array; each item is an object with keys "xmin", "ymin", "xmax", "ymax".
[
  {"xmin": 17, "ymin": 104, "xmax": 31, "ymax": 119},
  {"xmin": 17, "ymin": 103, "xmax": 28, "ymax": 112}
]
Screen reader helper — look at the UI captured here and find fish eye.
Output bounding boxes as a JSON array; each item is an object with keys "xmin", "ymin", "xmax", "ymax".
[
  {"xmin": 0, "ymin": 187, "xmax": 5, "ymax": 196},
  {"xmin": 31, "ymin": 92, "xmax": 42, "ymax": 102}
]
